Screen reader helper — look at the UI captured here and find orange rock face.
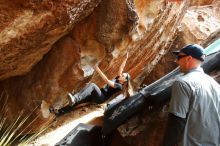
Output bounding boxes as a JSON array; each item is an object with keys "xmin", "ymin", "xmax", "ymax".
[
  {"xmin": 0, "ymin": 0, "xmax": 101, "ymax": 80},
  {"xmin": 0, "ymin": 0, "xmax": 220, "ymax": 142},
  {"xmin": 190, "ymin": 0, "xmax": 214, "ymax": 6},
  {"xmin": 122, "ymin": 2, "xmax": 220, "ymax": 146}
]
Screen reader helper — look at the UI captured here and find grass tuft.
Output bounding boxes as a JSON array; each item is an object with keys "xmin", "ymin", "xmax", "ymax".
[{"xmin": 0, "ymin": 92, "xmax": 50, "ymax": 146}]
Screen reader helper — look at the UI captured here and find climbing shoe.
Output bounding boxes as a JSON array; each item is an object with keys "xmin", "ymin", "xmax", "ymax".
[
  {"xmin": 41, "ymin": 100, "xmax": 50, "ymax": 118},
  {"xmin": 67, "ymin": 93, "xmax": 76, "ymax": 106}
]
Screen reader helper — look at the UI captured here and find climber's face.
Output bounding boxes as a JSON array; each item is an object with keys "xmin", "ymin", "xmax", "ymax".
[{"xmin": 118, "ymin": 73, "xmax": 129, "ymax": 84}]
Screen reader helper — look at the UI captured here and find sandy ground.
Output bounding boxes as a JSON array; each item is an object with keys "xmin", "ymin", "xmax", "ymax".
[{"xmin": 28, "ymin": 104, "xmax": 105, "ymax": 146}]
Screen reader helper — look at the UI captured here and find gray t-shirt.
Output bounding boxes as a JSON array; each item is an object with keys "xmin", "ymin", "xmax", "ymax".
[{"xmin": 169, "ymin": 67, "xmax": 220, "ymax": 146}]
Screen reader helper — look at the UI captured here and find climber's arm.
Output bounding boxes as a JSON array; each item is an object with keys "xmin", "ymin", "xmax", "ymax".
[
  {"xmin": 94, "ymin": 64, "xmax": 115, "ymax": 88},
  {"xmin": 118, "ymin": 52, "xmax": 128, "ymax": 76}
]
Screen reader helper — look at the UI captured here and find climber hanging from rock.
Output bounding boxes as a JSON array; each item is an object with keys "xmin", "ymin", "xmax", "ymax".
[{"xmin": 41, "ymin": 52, "xmax": 134, "ymax": 118}]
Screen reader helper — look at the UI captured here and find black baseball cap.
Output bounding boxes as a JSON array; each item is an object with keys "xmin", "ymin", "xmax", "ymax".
[{"xmin": 172, "ymin": 44, "xmax": 205, "ymax": 61}]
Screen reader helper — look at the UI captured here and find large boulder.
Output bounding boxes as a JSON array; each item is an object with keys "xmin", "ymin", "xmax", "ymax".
[
  {"xmin": 0, "ymin": 0, "xmax": 211, "ymax": 135},
  {"xmin": 144, "ymin": 2, "xmax": 220, "ymax": 84},
  {"xmin": 121, "ymin": 2, "xmax": 220, "ymax": 146},
  {"xmin": 0, "ymin": 0, "xmax": 101, "ymax": 80}
]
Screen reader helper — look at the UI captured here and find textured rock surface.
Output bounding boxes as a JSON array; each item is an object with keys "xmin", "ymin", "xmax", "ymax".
[
  {"xmin": 120, "ymin": 2, "xmax": 220, "ymax": 146},
  {"xmin": 190, "ymin": 0, "xmax": 214, "ymax": 6},
  {"xmin": 0, "ymin": 0, "xmax": 192, "ymax": 132},
  {"xmin": 143, "ymin": 2, "xmax": 220, "ymax": 84},
  {"xmin": 0, "ymin": 0, "xmax": 220, "ymax": 143},
  {"xmin": 0, "ymin": 0, "xmax": 102, "ymax": 131},
  {"xmin": 0, "ymin": 0, "xmax": 101, "ymax": 80}
]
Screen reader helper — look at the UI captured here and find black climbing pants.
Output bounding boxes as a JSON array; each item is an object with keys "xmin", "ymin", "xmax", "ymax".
[
  {"xmin": 74, "ymin": 83, "xmax": 106, "ymax": 104},
  {"xmin": 57, "ymin": 83, "xmax": 106, "ymax": 115}
]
